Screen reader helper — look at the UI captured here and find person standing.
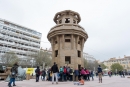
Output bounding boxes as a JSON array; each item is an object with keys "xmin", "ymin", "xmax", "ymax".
[
  {"xmin": 35, "ymin": 66, "xmax": 40, "ymax": 82},
  {"xmin": 41, "ymin": 69, "xmax": 46, "ymax": 81},
  {"xmin": 122, "ymin": 70, "xmax": 125, "ymax": 78},
  {"xmin": 63, "ymin": 66, "xmax": 67, "ymax": 81},
  {"xmin": 59, "ymin": 66, "xmax": 63, "ymax": 81},
  {"xmin": 69, "ymin": 67, "xmax": 73, "ymax": 81},
  {"xmin": 8, "ymin": 62, "xmax": 18, "ymax": 87},
  {"xmin": 90, "ymin": 70, "xmax": 94, "ymax": 81},
  {"xmin": 74, "ymin": 68, "xmax": 79, "ymax": 81},
  {"xmin": 85, "ymin": 69, "xmax": 90, "ymax": 81},
  {"xmin": 67, "ymin": 66, "xmax": 70, "ymax": 81},
  {"xmin": 97, "ymin": 65, "xmax": 102, "ymax": 83},
  {"xmin": 108, "ymin": 71, "xmax": 111, "ymax": 77},
  {"xmin": 51, "ymin": 62, "xmax": 59, "ymax": 84},
  {"xmin": 111, "ymin": 71, "xmax": 113, "ymax": 76}
]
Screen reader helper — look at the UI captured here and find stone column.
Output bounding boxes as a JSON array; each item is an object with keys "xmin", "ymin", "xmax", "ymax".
[
  {"xmin": 62, "ymin": 34, "xmax": 64, "ymax": 49},
  {"xmin": 81, "ymin": 38, "xmax": 84, "ymax": 51},
  {"xmin": 51, "ymin": 38, "xmax": 54, "ymax": 65},
  {"xmin": 76, "ymin": 36, "xmax": 79, "ymax": 49},
  {"xmin": 57, "ymin": 20, "xmax": 59, "ymax": 24},
  {"xmin": 76, "ymin": 20, "xmax": 77, "ymax": 24},
  {"xmin": 56, "ymin": 35, "xmax": 60, "ymax": 49},
  {"xmin": 71, "ymin": 34, "xmax": 74, "ymax": 49}
]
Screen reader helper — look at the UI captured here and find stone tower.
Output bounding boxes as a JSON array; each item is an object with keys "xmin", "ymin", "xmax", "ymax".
[{"xmin": 47, "ymin": 10, "xmax": 88, "ymax": 69}]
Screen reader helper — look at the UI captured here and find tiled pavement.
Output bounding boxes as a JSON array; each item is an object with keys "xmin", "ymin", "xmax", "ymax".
[{"xmin": 0, "ymin": 76, "xmax": 130, "ymax": 87}]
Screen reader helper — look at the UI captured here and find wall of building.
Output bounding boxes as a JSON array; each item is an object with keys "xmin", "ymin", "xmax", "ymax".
[
  {"xmin": 103, "ymin": 56, "xmax": 130, "ymax": 71},
  {"xmin": 0, "ymin": 19, "xmax": 42, "ymax": 61}
]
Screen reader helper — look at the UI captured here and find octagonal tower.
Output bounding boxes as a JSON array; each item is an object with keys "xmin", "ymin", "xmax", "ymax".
[{"xmin": 47, "ymin": 10, "xmax": 88, "ymax": 69}]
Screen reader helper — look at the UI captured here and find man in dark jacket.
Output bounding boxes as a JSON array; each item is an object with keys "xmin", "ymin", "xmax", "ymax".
[
  {"xmin": 35, "ymin": 66, "xmax": 40, "ymax": 82},
  {"xmin": 51, "ymin": 62, "xmax": 59, "ymax": 84},
  {"xmin": 97, "ymin": 65, "xmax": 102, "ymax": 83},
  {"xmin": 8, "ymin": 62, "xmax": 18, "ymax": 87},
  {"xmin": 41, "ymin": 69, "xmax": 46, "ymax": 81}
]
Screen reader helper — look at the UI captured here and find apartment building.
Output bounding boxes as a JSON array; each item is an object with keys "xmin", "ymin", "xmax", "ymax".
[
  {"xmin": 103, "ymin": 55, "xmax": 130, "ymax": 71},
  {"xmin": 0, "ymin": 18, "xmax": 42, "ymax": 61},
  {"xmin": 83, "ymin": 52, "xmax": 96, "ymax": 62}
]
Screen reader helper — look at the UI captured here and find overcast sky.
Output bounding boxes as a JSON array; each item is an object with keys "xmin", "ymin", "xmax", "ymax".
[{"xmin": 0, "ymin": 0, "xmax": 130, "ymax": 61}]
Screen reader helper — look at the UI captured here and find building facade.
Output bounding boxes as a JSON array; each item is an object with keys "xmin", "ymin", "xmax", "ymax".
[
  {"xmin": 83, "ymin": 52, "xmax": 96, "ymax": 63},
  {"xmin": 0, "ymin": 18, "xmax": 42, "ymax": 62},
  {"xmin": 103, "ymin": 55, "xmax": 130, "ymax": 71},
  {"xmin": 47, "ymin": 10, "xmax": 88, "ymax": 69}
]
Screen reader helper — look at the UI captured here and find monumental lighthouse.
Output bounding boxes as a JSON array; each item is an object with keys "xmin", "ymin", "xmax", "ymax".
[{"xmin": 47, "ymin": 10, "xmax": 88, "ymax": 69}]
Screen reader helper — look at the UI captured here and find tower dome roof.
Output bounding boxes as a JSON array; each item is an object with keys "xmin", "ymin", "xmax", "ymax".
[{"xmin": 53, "ymin": 10, "xmax": 81, "ymax": 24}]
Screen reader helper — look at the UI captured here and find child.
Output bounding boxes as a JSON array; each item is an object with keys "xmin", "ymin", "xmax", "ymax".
[{"xmin": 74, "ymin": 77, "xmax": 84, "ymax": 85}]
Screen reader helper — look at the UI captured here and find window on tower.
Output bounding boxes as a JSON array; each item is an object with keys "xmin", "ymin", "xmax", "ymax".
[
  {"xmin": 55, "ymin": 50, "xmax": 58, "ymax": 57},
  {"xmin": 59, "ymin": 20, "xmax": 62, "ymax": 24},
  {"xmin": 65, "ymin": 39, "xmax": 71, "ymax": 42},
  {"xmin": 73, "ymin": 20, "xmax": 76, "ymax": 24},
  {"xmin": 55, "ymin": 41, "xmax": 57, "ymax": 44},
  {"xmin": 78, "ymin": 41, "xmax": 80, "ymax": 44},
  {"xmin": 65, "ymin": 56, "xmax": 71, "ymax": 64},
  {"xmin": 65, "ymin": 18, "xmax": 70, "ymax": 23},
  {"xmin": 78, "ymin": 51, "xmax": 81, "ymax": 57}
]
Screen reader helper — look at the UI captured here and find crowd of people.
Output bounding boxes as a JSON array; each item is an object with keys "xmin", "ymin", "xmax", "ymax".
[
  {"xmin": 9, "ymin": 61, "xmax": 128, "ymax": 87},
  {"xmin": 35, "ymin": 62, "xmax": 103, "ymax": 84},
  {"xmin": 9, "ymin": 61, "xmax": 130, "ymax": 86},
  {"xmin": 108, "ymin": 70, "xmax": 125, "ymax": 78}
]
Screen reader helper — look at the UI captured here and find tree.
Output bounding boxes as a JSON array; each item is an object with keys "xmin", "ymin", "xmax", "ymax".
[
  {"xmin": 111, "ymin": 63, "xmax": 123, "ymax": 72},
  {"xmin": 32, "ymin": 50, "xmax": 52, "ymax": 67},
  {"xmin": 18, "ymin": 58, "xmax": 32, "ymax": 67},
  {"xmin": 1, "ymin": 51, "xmax": 18, "ymax": 67},
  {"xmin": 84, "ymin": 59, "xmax": 99, "ymax": 71},
  {"xmin": 84, "ymin": 59, "xmax": 87, "ymax": 68},
  {"xmin": 100, "ymin": 63, "xmax": 107, "ymax": 69}
]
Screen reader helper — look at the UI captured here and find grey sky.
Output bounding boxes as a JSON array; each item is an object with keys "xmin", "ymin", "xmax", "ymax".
[{"xmin": 0, "ymin": 0, "xmax": 130, "ymax": 61}]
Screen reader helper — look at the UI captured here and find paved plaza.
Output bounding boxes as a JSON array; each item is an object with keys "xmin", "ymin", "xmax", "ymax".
[{"xmin": 0, "ymin": 76, "xmax": 130, "ymax": 87}]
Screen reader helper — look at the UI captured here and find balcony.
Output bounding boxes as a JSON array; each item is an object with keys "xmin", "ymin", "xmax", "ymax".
[
  {"xmin": 30, "ymin": 42, "xmax": 39, "ymax": 46},
  {"xmin": 0, "ymin": 33, "xmax": 3, "ymax": 37},
  {"xmin": 0, "ymin": 40, "xmax": 15, "ymax": 46},
  {"xmin": 20, "ymin": 45, "xmax": 39, "ymax": 51}
]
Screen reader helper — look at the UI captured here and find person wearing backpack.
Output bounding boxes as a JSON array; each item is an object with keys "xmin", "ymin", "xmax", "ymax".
[
  {"xmin": 35, "ymin": 66, "xmax": 40, "ymax": 82},
  {"xmin": 67, "ymin": 66, "xmax": 70, "ymax": 80},
  {"xmin": 59, "ymin": 66, "xmax": 63, "ymax": 81},
  {"xmin": 63, "ymin": 66, "xmax": 67, "ymax": 81},
  {"xmin": 69, "ymin": 67, "xmax": 73, "ymax": 81},
  {"xmin": 74, "ymin": 68, "xmax": 79, "ymax": 81},
  {"xmin": 41, "ymin": 69, "xmax": 46, "ymax": 81},
  {"xmin": 8, "ymin": 62, "xmax": 18, "ymax": 87},
  {"xmin": 97, "ymin": 65, "xmax": 102, "ymax": 83}
]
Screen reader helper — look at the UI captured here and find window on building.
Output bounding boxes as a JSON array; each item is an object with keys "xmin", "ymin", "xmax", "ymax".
[
  {"xmin": 65, "ymin": 34, "xmax": 71, "ymax": 37},
  {"xmin": 65, "ymin": 18, "xmax": 70, "ymax": 23},
  {"xmin": 73, "ymin": 20, "xmax": 76, "ymax": 24},
  {"xmin": 55, "ymin": 41, "xmax": 57, "ymax": 44},
  {"xmin": 55, "ymin": 50, "xmax": 58, "ymax": 57},
  {"xmin": 65, "ymin": 56, "xmax": 71, "ymax": 64},
  {"xmin": 3, "ymin": 26, "xmax": 7, "ymax": 30},
  {"xmin": 77, "ymin": 41, "xmax": 80, "ymax": 44},
  {"xmin": 78, "ymin": 51, "xmax": 81, "ymax": 57},
  {"xmin": 12, "ymin": 47, "xmax": 16, "ymax": 49},
  {"xmin": 65, "ymin": 39, "xmax": 71, "ymax": 42},
  {"xmin": 59, "ymin": 20, "xmax": 62, "ymax": 24}
]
